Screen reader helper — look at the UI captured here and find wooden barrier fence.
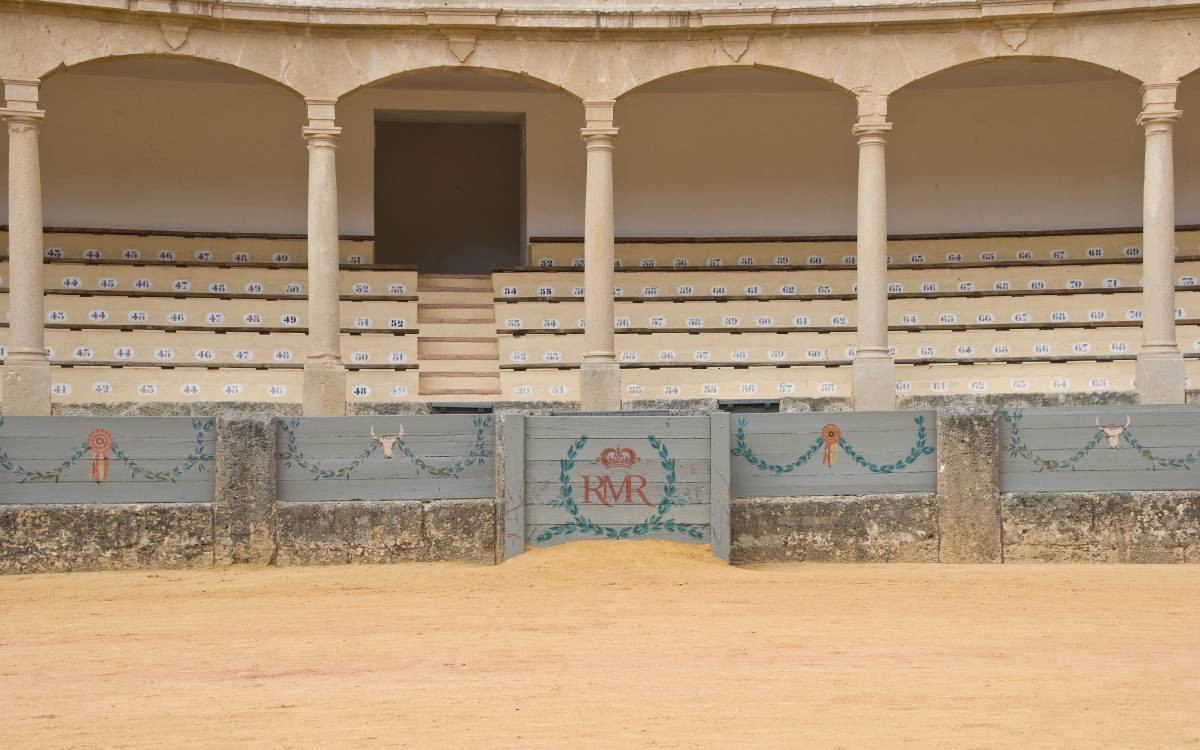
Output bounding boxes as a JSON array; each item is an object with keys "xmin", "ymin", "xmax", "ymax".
[
  {"xmin": 0, "ymin": 416, "xmax": 215, "ymax": 503},
  {"xmin": 275, "ymin": 415, "xmax": 495, "ymax": 501}
]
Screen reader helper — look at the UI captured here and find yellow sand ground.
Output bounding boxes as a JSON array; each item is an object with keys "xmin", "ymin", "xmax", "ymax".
[{"xmin": 1, "ymin": 542, "xmax": 1197, "ymax": 748}]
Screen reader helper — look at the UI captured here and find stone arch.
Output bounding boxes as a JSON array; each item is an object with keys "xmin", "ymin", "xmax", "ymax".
[
  {"xmin": 888, "ymin": 54, "xmax": 1144, "ymax": 98},
  {"xmin": 614, "ymin": 62, "xmax": 856, "ymax": 101},
  {"xmin": 35, "ymin": 53, "xmax": 305, "ymax": 99},
  {"xmin": 332, "ymin": 64, "xmax": 586, "ymax": 103}
]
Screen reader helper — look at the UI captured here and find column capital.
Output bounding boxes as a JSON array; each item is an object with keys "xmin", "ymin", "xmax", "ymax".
[
  {"xmin": 853, "ymin": 119, "xmax": 892, "ymax": 144},
  {"xmin": 581, "ymin": 127, "xmax": 619, "ymax": 148},
  {"xmin": 1137, "ymin": 81, "xmax": 1181, "ymax": 128},
  {"xmin": 302, "ymin": 125, "xmax": 342, "ymax": 146},
  {"xmin": 0, "ymin": 108, "xmax": 45, "ymax": 130}
]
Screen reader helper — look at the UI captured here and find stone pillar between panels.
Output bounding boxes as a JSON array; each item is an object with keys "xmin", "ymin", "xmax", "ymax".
[
  {"xmin": 302, "ymin": 99, "xmax": 346, "ymax": 416},
  {"xmin": 1, "ymin": 80, "xmax": 50, "ymax": 416},
  {"xmin": 1136, "ymin": 82, "xmax": 1184, "ymax": 404},
  {"xmin": 851, "ymin": 94, "xmax": 895, "ymax": 411},
  {"xmin": 580, "ymin": 100, "xmax": 620, "ymax": 411}
]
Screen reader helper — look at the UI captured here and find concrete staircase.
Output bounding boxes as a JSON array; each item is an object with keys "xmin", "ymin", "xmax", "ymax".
[{"xmin": 416, "ymin": 274, "xmax": 500, "ymax": 401}]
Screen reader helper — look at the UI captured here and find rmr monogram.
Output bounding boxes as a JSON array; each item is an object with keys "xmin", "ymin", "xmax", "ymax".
[{"xmin": 582, "ymin": 446, "xmax": 652, "ymax": 507}]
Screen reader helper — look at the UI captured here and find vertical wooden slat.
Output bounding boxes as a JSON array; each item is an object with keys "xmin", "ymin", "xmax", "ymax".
[
  {"xmin": 709, "ymin": 412, "xmax": 731, "ymax": 562},
  {"xmin": 502, "ymin": 414, "xmax": 526, "ymax": 560}
]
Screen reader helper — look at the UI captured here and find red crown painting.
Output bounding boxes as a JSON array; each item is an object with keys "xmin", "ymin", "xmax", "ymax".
[{"xmin": 598, "ymin": 446, "xmax": 639, "ymax": 470}]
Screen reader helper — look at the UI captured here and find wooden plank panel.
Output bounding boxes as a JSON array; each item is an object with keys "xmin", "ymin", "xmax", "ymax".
[
  {"xmin": 524, "ymin": 415, "xmax": 712, "ymax": 549},
  {"xmin": 729, "ymin": 410, "xmax": 937, "ymax": 497},
  {"xmin": 710, "ymin": 412, "xmax": 732, "ymax": 562},
  {"xmin": 0, "ymin": 416, "xmax": 215, "ymax": 504},
  {"xmin": 999, "ymin": 406, "xmax": 1200, "ymax": 492},
  {"xmin": 277, "ymin": 415, "xmax": 496, "ymax": 501},
  {"xmin": 502, "ymin": 414, "xmax": 526, "ymax": 561}
]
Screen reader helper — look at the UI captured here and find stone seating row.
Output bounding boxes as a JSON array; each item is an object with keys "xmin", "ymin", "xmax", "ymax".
[
  {"xmin": 0, "ymin": 262, "xmax": 417, "ymax": 300},
  {"xmin": 0, "ymin": 366, "xmax": 419, "ymax": 404},
  {"xmin": 493, "ymin": 259, "xmax": 1200, "ymax": 301},
  {"xmin": 1, "ymin": 230, "xmax": 375, "ymax": 266},
  {"xmin": 0, "ymin": 329, "xmax": 417, "ymax": 368},
  {"xmin": 0, "ymin": 293, "xmax": 417, "ymax": 333},
  {"xmin": 527, "ymin": 230, "xmax": 1199, "ymax": 268},
  {"xmin": 493, "ymin": 290, "xmax": 1190, "ymax": 334},
  {"xmin": 498, "ymin": 359, "xmax": 1200, "ymax": 402},
  {"xmin": 497, "ymin": 326, "xmax": 1199, "ymax": 369}
]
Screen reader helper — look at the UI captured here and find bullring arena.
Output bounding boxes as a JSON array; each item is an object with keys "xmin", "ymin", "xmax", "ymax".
[{"xmin": 2, "ymin": 0, "xmax": 1200, "ymax": 745}]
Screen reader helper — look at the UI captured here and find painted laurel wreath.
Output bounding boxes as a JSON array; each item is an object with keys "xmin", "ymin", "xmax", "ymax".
[
  {"xmin": 730, "ymin": 416, "xmax": 934, "ymax": 475},
  {"xmin": 535, "ymin": 434, "xmax": 705, "ymax": 543},
  {"xmin": 0, "ymin": 417, "xmax": 215, "ymax": 483},
  {"xmin": 1002, "ymin": 409, "xmax": 1200, "ymax": 472},
  {"xmin": 277, "ymin": 415, "xmax": 493, "ymax": 480}
]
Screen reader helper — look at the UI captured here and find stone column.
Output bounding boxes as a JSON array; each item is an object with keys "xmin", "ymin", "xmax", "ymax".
[
  {"xmin": 302, "ymin": 99, "xmax": 346, "ymax": 416},
  {"xmin": 851, "ymin": 94, "xmax": 895, "ymax": 411},
  {"xmin": 1, "ymin": 80, "xmax": 50, "ymax": 416},
  {"xmin": 1136, "ymin": 83, "xmax": 1184, "ymax": 404},
  {"xmin": 579, "ymin": 100, "xmax": 620, "ymax": 411}
]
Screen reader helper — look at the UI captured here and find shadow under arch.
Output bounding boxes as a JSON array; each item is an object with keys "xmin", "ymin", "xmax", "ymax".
[
  {"xmin": 889, "ymin": 55, "xmax": 1142, "ymax": 97},
  {"xmin": 37, "ymin": 53, "xmax": 306, "ymax": 99},
  {"xmin": 615, "ymin": 63, "xmax": 856, "ymax": 101},
  {"xmin": 335, "ymin": 65, "xmax": 584, "ymax": 104}
]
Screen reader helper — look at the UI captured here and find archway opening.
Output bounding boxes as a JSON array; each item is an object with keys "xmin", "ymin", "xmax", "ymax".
[
  {"xmin": 5, "ymin": 56, "xmax": 307, "ymax": 235},
  {"xmin": 338, "ymin": 67, "xmax": 580, "ymax": 272},
  {"xmin": 614, "ymin": 65, "xmax": 856, "ymax": 238},
  {"xmin": 889, "ymin": 57, "xmax": 1143, "ymax": 234}
]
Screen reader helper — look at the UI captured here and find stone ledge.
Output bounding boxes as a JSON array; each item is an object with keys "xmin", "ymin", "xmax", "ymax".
[
  {"xmin": 730, "ymin": 495, "xmax": 938, "ymax": 563},
  {"xmin": 1002, "ymin": 491, "xmax": 1200, "ymax": 563},
  {"xmin": 275, "ymin": 498, "xmax": 496, "ymax": 565},
  {"xmin": 0, "ymin": 503, "xmax": 214, "ymax": 574}
]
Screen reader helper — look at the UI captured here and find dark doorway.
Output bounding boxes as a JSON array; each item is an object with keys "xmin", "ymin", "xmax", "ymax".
[{"xmin": 374, "ymin": 117, "xmax": 523, "ymax": 272}]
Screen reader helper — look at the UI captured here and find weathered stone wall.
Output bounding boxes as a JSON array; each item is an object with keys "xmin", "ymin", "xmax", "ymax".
[
  {"xmin": 1002, "ymin": 492, "xmax": 1200, "ymax": 563},
  {"xmin": 0, "ymin": 503, "xmax": 213, "ymax": 574},
  {"xmin": 730, "ymin": 495, "xmax": 938, "ymax": 563},
  {"xmin": 275, "ymin": 499, "xmax": 497, "ymax": 565}
]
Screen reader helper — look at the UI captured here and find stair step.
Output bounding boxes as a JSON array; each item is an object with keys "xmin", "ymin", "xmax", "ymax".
[
  {"xmin": 420, "ymin": 337, "xmax": 496, "ymax": 343},
  {"xmin": 419, "ymin": 388, "xmax": 502, "ymax": 396},
  {"xmin": 420, "ymin": 371, "xmax": 499, "ymax": 379},
  {"xmin": 420, "ymin": 353, "xmax": 500, "ymax": 361},
  {"xmin": 418, "ymin": 286, "xmax": 494, "ymax": 293},
  {"xmin": 418, "ymin": 317, "xmax": 494, "ymax": 325},
  {"xmin": 419, "ymin": 303, "xmax": 494, "ymax": 310}
]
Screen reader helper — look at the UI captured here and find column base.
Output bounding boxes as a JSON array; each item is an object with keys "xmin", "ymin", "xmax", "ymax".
[
  {"xmin": 2, "ymin": 358, "xmax": 51, "ymax": 416},
  {"xmin": 852, "ymin": 356, "xmax": 896, "ymax": 411},
  {"xmin": 579, "ymin": 361, "xmax": 621, "ymax": 412},
  {"xmin": 302, "ymin": 362, "xmax": 347, "ymax": 416},
  {"xmin": 1136, "ymin": 350, "xmax": 1185, "ymax": 404}
]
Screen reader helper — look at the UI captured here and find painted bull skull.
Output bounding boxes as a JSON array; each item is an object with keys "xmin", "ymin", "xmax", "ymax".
[
  {"xmin": 1096, "ymin": 415, "xmax": 1131, "ymax": 448},
  {"xmin": 370, "ymin": 425, "xmax": 405, "ymax": 458}
]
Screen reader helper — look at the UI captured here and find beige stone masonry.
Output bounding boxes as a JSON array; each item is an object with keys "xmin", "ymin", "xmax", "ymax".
[
  {"xmin": 302, "ymin": 98, "xmax": 346, "ymax": 416},
  {"xmin": 580, "ymin": 99, "xmax": 620, "ymax": 411},
  {"xmin": 1136, "ymin": 82, "xmax": 1184, "ymax": 404},
  {"xmin": 852, "ymin": 92, "xmax": 895, "ymax": 411},
  {"xmin": 1, "ymin": 78, "xmax": 49, "ymax": 416}
]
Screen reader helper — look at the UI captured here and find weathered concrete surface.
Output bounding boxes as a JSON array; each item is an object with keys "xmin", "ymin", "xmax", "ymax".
[
  {"xmin": 274, "ymin": 499, "xmax": 496, "ymax": 565},
  {"xmin": 1003, "ymin": 492, "xmax": 1200, "ymax": 562},
  {"xmin": 212, "ymin": 415, "xmax": 277, "ymax": 566},
  {"xmin": 934, "ymin": 403, "xmax": 1002, "ymax": 563},
  {"xmin": 347, "ymin": 402, "xmax": 433, "ymax": 415},
  {"xmin": 730, "ymin": 495, "xmax": 938, "ymax": 563},
  {"xmin": 0, "ymin": 504, "xmax": 213, "ymax": 573},
  {"xmin": 780, "ymin": 397, "xmax": 853, "ymax": 413},
  {"xmin": 624, "ymin": 398, "xmax": 719, "ymax": 414}
]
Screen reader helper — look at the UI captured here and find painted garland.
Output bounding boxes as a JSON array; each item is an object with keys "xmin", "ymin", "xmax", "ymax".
[
  {"xmin": 731, "ymin": 415, "xmax": 934, "ymax": 475},
  {"xmin": 1002, "ymin": 409, "xmax": 1200, "ymax": 471},
  {"xmin": 0, "ymin": 417, "xmax": 215, "ymax": 483},
  {"xmin": 535, "ymin": 434, "xmax": 705, "ymax": 543},
  {"xmin": 277, "ymin": 415, "xmax": 493, "ymax": 480}
]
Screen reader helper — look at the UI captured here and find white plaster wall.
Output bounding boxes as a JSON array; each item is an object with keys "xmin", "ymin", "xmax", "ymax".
[{"xmin": 1, "ymin": 68, "xmax": 1197, "ymax": 238}]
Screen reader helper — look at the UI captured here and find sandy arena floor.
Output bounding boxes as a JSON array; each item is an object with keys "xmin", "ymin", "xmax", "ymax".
[{"xmin": 1, "ymin": 542, "xmax": 1198, "ymax": 748}]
